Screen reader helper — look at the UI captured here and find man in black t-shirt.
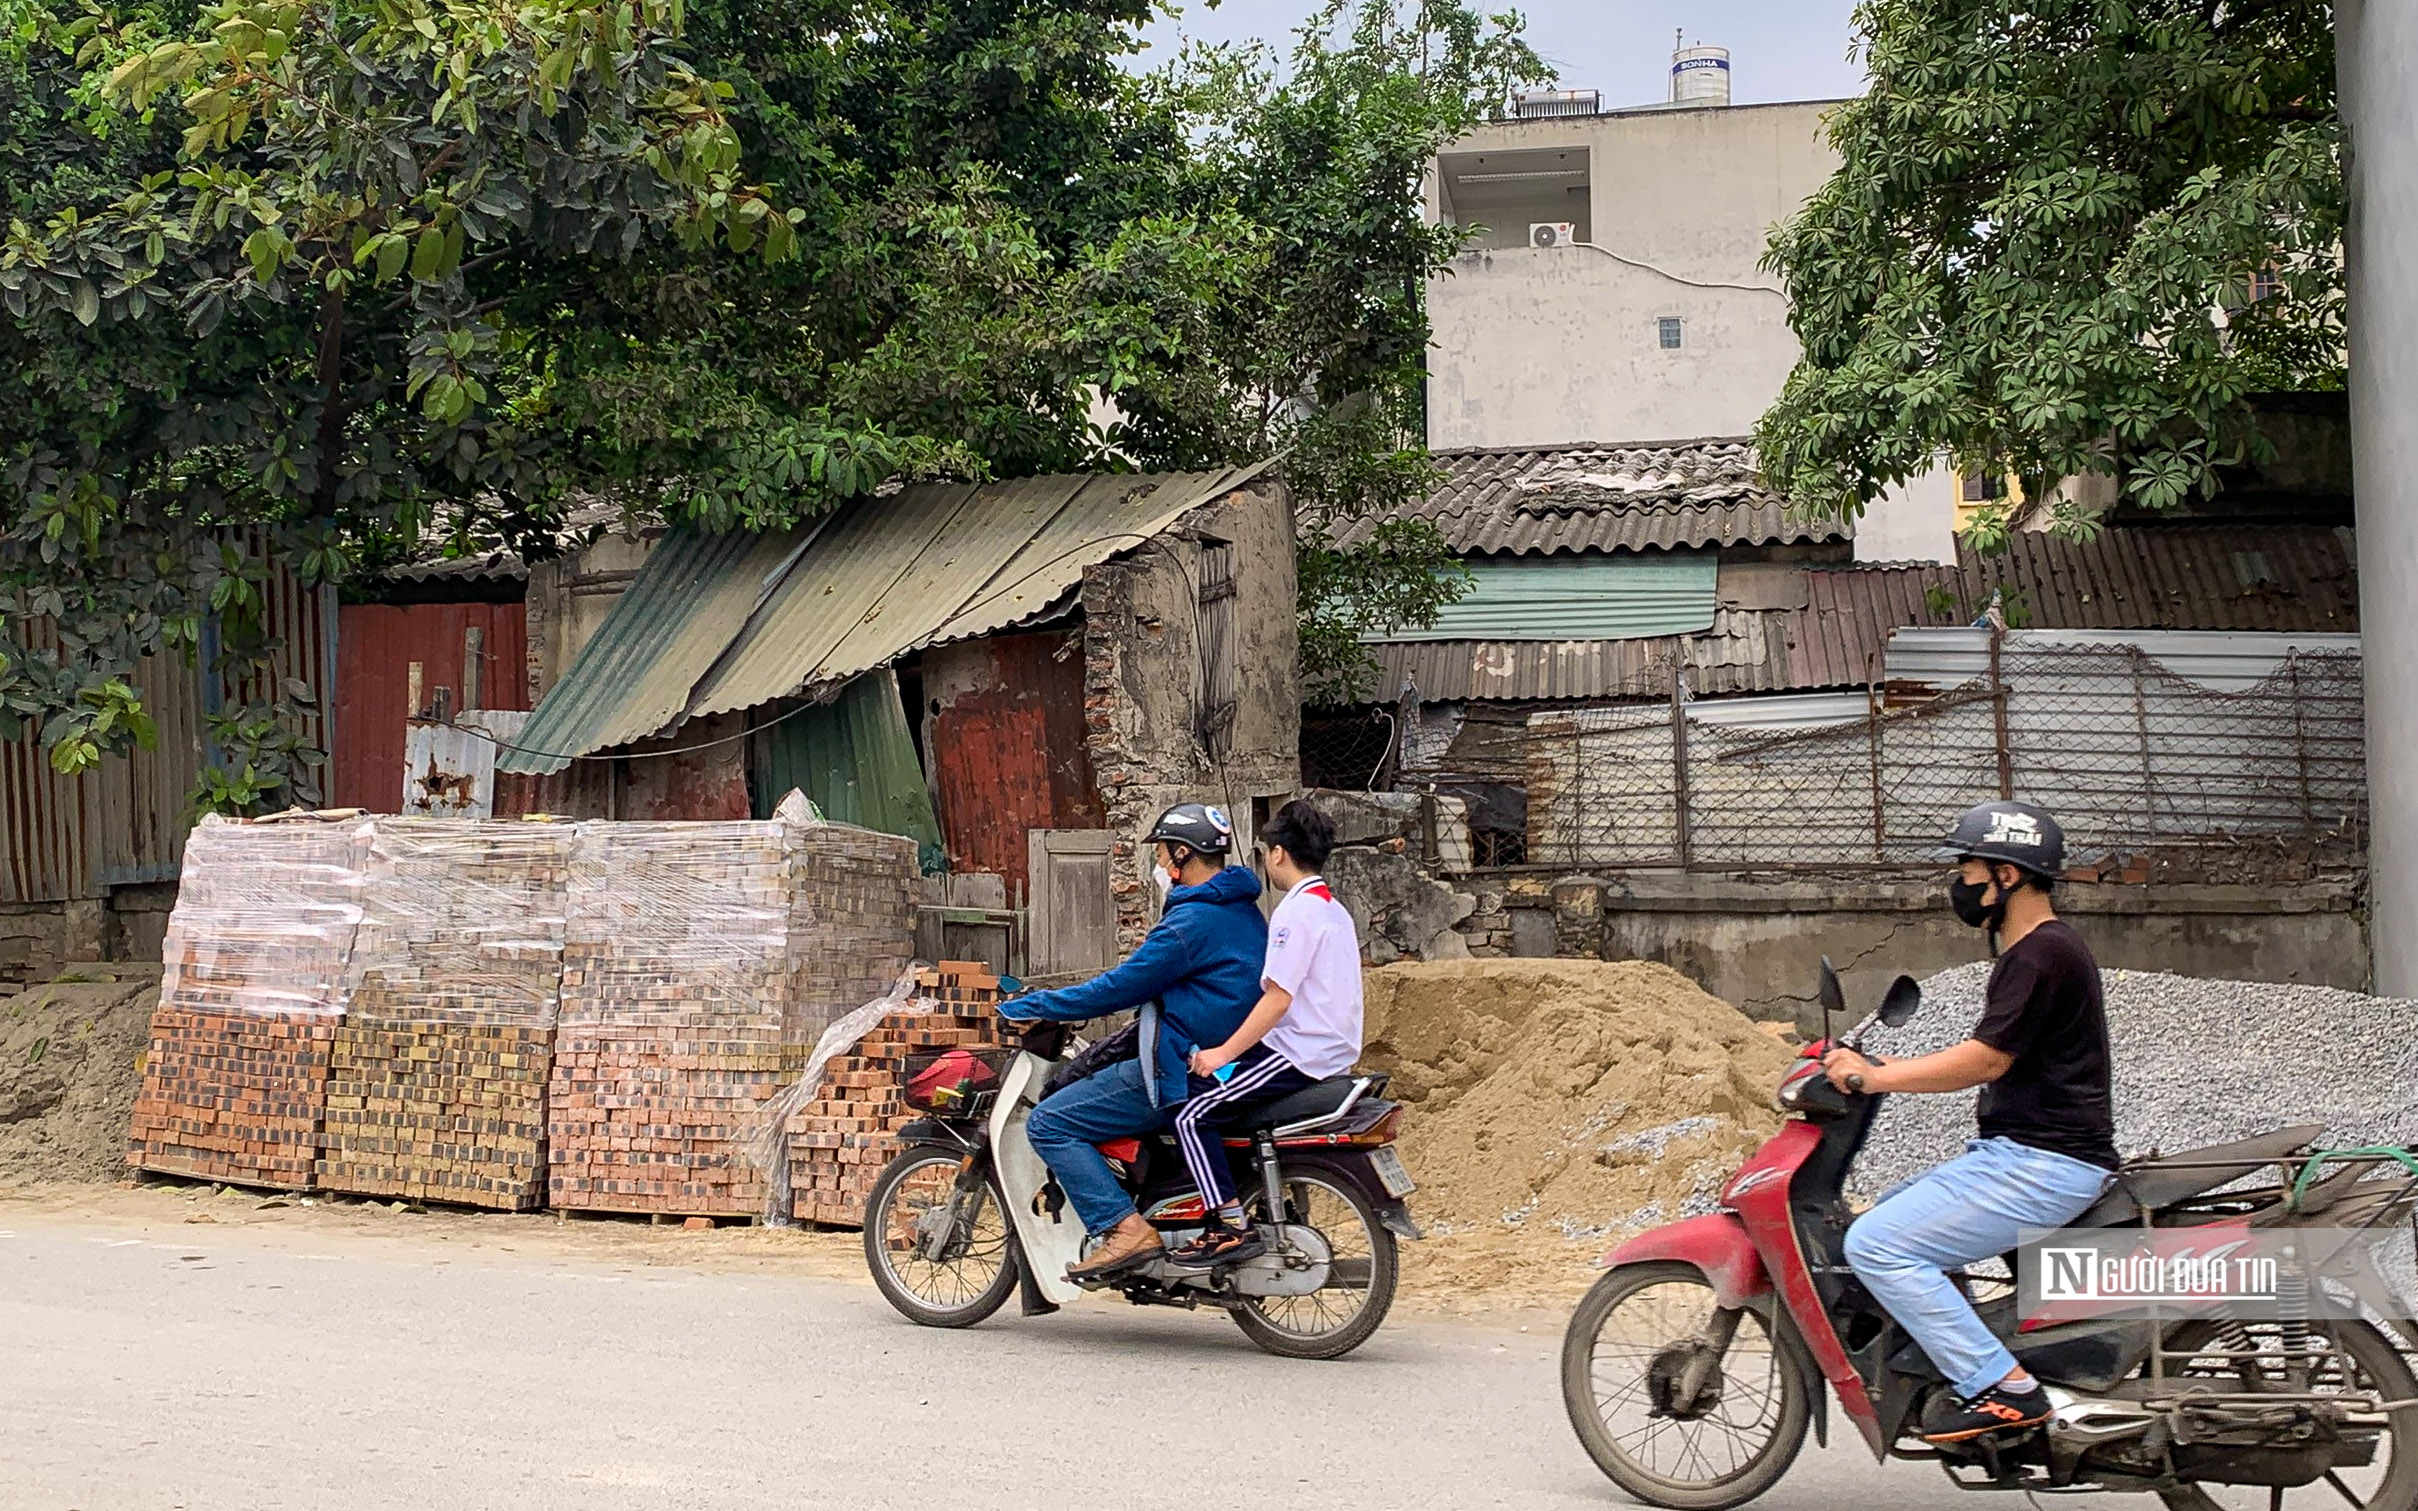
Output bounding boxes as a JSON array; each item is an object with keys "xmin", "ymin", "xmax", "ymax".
[{"xmin": 1820, "ymin": 801, "xmax": 2117, "ymax": 1444}]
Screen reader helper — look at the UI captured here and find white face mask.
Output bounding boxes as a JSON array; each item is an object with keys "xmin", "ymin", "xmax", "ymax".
[{"xmin": 1151, "ymin": 862, "xmax": 1176, "ymax": 898}]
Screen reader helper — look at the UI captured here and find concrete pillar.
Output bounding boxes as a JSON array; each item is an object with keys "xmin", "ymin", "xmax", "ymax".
[{"xmin": 2339, "ymin": 1, "xmax": 2418, "ymax": 993}]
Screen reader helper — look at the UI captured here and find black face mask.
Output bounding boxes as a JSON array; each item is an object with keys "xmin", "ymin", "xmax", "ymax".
[{"xmin": 1949, "ymin": 877, "xmax": 2006, "ymax": 931}]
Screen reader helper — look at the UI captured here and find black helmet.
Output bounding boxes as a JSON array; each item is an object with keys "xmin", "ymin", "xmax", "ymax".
[
  {"xmin": 1934, "ymin": 800, "xmax": 2064, "ymax": 877},
  {"xmin": 1146, "ymin": 802, "xmax": 1234, "ymax": 857}
]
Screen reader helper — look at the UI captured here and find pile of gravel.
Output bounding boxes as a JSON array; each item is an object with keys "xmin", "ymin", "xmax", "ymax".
[{"xmin": 1849, "ymin": 963, "xmax": 2418, "ymax": 1202}]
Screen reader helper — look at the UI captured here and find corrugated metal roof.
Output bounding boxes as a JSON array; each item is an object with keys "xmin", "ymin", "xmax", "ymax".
[
  {"xmin": 498, "ymin": 526, "xmax": 805, "ymax": 776},
  {"xmin": 1953, "ymin": 525, "xmax": 2356, "ymax": 632},
  {"xmin": 1368, "ymin": 554, "xmax": 1719, "ymax": 642},
  {"xmin": 1329, "ymin": 439, "xmax": 1850, "ymax": 556},
  {"xmin": 501, "ymin": 467, "xmax": 1264, "ymax": 775},
  {"xmin": 1884, "ymin": 628, "xmax": 2363, "ymax": 694}
]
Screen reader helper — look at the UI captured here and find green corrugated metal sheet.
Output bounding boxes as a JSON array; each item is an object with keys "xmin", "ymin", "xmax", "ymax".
[
  {"xmin": 752, "ymin": 669, "xmax": 945, "ymax": 871},
  {"xmin": 499, "ymin": 526, "xmax": 806, "ymax": 775},
  {"xmin": 1366, "ymin": 554, "xmax": 1720, "ymax": 642},
  {"xmin": 503, "ymin": 464, "xmax": 1268, "ymax": 774}
]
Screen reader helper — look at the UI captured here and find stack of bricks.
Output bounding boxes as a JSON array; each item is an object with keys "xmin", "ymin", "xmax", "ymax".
[
  {"xmin": 546, "ymin": 811, "xmax": 919, "ymax": 1218},
  {"xmin": 317, "ymin": 820, "xmax": 576, "ymax": 1209},
  {"xmin": 128, "ymin": 816, "xmax": 370, "ymax": 1189},
  {"xmin": 788, "ymin": 962, "xmax": 1002, "ymax": 1227}
]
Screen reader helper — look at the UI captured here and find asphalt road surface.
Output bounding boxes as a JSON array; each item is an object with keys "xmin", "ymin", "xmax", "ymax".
[{"xmin": 1, "ymin": 1202, "xmax": 2160, "ymax": 1511}]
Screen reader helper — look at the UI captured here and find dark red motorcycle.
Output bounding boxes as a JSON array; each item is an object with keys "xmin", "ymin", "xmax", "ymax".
[{"xmin": 1560, "ymin": 961, "xmax": 2418, "ymax": 1510}]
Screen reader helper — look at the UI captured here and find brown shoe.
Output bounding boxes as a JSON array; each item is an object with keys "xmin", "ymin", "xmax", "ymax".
[{"xmin": 1067, "ymin": 1216, "xmax": 1164, "ymax": 1283}]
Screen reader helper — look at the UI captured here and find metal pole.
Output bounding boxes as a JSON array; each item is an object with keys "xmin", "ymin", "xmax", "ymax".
[
  {"xmin": 2341, "ymin": 0, "xmax": 2418, "ymax": 992},
  {"xmin": 1867, "ymin": 657, "xmax": 1885, "ymax": 862},
  {"xmin": 1670, "ymin": 663, "xmax": 1694, "ymax": 868},
  {"xmin": 1989, "ymin": 623, "xmax": 2015, "ymax": 800}
]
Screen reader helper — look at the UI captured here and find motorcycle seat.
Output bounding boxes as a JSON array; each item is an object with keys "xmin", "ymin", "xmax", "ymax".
[
  {"xmin": 1238, "ymin": 1072, "xmax": 1389, "ymax": 1135},
  {"xmin": 2072, "ymin": 1123, "xmax": 2324, "ymax": 1227}
]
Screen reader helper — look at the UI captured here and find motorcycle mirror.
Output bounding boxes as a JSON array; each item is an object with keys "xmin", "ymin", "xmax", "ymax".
[
  {"xmin": 1877, "ymin": 974, "xmax": 1922, "ymax": 1027},
  {"xmin": 1817, "ymin": 956, "xmax": 1843, "ymax": 1046}
]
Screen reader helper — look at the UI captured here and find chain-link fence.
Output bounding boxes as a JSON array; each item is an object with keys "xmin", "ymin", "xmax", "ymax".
[{"xmin": 1408, "ymin": 642, "xmax": 2364, "ymax": 874}]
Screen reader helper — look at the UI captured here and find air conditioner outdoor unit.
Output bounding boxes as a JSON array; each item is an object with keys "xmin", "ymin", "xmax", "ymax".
[{"xmin": 1530, "ymin": 222, "xmax": 1576, "ymax": 248}]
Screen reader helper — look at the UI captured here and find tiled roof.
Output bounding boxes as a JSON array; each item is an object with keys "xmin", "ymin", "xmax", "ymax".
[{"xmin": 1330, "ymin": 439, "xmax": 1849, "ymax": 556}]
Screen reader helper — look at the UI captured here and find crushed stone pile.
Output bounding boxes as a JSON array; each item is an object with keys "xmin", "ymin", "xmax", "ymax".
[
  {"xmin": 0, "ymin": 972, "xmax": 159, "ymax": 1184},
  {"xmin": 1853, "ymin": 963, "xmax": 2418, "ymax": 1201},
  {"xmin": 1361, "ymin": 959, "xmax": 1795, "ymax": 1309}
]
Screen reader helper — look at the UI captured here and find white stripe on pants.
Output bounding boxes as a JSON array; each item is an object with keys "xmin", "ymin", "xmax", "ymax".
[{"xmin": 1173, "ymin": 1051, "xmax": 1301, "ymax": 1211}]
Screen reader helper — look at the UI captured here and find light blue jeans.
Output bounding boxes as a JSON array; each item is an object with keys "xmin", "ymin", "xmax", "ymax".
[{"xmin": 1845, "ymin": 1136, "xmax": 2112, "ymax": 1399}]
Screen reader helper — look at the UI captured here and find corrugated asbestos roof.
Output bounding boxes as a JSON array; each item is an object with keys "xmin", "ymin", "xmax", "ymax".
[
  {"xmin": 1956, "ymin": 525, "xmax": 2356, "ymax": 632},
  {"xmin": 1370, "ymin": 525, "xmax": 2357, "ymax": 704},
  {"xmin": 1329, "ymin": 438, "xmax": 1850, "ymax": 556},
  {"xmin": 501, "ymin": 466, "xmax": 1263, "ymax": 774}
]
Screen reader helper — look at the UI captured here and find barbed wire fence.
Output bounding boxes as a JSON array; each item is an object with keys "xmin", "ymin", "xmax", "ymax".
[{"xmin": 1395, "ymin": 641, "xmax": 2365, "ymax": 878}]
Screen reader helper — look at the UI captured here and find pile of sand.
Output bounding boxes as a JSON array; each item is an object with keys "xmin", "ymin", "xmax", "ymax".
[
  {"xmin": 0, "ymin": 971, "xmax": 158, "ymax": 1184},
  {"xmin": 1361, "ymin": 959, "xmax": 1795, "ymax": 1311}
]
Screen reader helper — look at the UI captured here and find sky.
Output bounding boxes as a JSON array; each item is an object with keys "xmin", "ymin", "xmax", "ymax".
[{"xmin": 1134, "ymin": 1, "xmax": 1870, "ymax": 107}]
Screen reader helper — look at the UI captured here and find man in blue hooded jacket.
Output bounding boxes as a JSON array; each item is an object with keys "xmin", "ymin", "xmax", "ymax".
[{"xmin": 1005, "ymin": 802, "xmax": 1265, "ymax": 1281}]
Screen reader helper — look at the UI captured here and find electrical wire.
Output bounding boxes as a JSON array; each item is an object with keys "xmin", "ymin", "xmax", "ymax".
[{"xmin": 1570, "ymin": 238, "xmax": 1785, "ymax": 296}]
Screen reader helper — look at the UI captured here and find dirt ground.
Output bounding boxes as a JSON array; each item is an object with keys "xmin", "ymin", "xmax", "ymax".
[{"xmin": 0, "ymin": 968, "xmax": 159, "ymax": 1184}]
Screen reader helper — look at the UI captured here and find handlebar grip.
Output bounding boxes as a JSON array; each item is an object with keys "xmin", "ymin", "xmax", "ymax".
[{"xmin": 1846, "ymin": 1073, "xmax": 1866, "ymax": 1094}]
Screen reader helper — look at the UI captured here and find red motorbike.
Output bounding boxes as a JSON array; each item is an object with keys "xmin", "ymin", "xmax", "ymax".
[{"xmin": 1560, "ymin": 960, "xmax": 2418, "ymax": 1511}]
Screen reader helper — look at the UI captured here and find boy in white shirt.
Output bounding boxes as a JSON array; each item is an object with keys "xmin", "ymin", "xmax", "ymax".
[{"xmin": 1167, "ymin": 798, "xmax": 1364, "ymax": 1268}]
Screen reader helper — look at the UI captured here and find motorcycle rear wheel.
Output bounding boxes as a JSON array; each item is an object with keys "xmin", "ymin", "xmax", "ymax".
[
  {"xmin": 1562, "ymin": 1260, "xmax": 1812, "ymax": 1510},
  {"xmin": 2151, "ymin": 1316, "xmax": 2418, "ymax": 1511},
  {"xmin": 863, "ymin": 1145, "xmax": 1020, "ymax": 1328},
  {"xmin": 1227, "ymin": 1169, "xmax": 1399, "ymax": 1360}
]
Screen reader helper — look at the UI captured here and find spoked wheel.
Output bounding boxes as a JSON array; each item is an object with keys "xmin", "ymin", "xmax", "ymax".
[
  {"xmin": 862, "ymin": 1145, "xmax": 1020, "ymax": 1328},
  {"xmin": 2151, "ymin": 1317, "xmax": 2418, "ymax": 1511},
  {"xmin": 1227, "ymin": 1168, "xmax": 1399, "ymax": 1360},
  {"xmin": 1561, "ymin": 1260, "xmax": 1812, "ymax": 1510}
]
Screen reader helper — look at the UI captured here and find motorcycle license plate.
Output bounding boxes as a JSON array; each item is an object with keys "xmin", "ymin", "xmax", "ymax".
[{"xmin": 1368, "ymin": 1146, "xmax": 1415, "ymax": 1199}]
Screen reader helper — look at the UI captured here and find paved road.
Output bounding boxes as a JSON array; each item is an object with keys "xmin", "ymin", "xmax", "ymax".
[{"xmin": 1, "ymin": 1207, "xmax": 2153, "ymax": 1511}]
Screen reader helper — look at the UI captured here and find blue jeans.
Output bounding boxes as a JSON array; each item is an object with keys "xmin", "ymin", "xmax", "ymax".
[
  {"xmin": 1845, "ymin": 1136, "xmax": 2112, "ymax": 1399},
  {"xmin": 1024, "ymin": 1058, "xmax": 1171, "ymax": 1237}
]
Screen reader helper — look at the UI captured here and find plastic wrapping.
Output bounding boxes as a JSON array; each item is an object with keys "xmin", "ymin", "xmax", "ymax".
[
  {"xmin": 317, "ymin": 818, "xmax": 579, "ymax": 1208},
  {"xmin": 546, "ymin": 802, "xmax": 922, "ymax": 1216},
  {"xmin": 129, "ymin": 814, "xmax": 373, "ymax": 1189}
]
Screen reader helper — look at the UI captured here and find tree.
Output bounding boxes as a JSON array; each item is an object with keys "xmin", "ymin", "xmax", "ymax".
[
  {"xmin": 1755, "ymin": 0, "xmax": 2342, "ymax": 545},
  {"xmin": 2, "ymin": 0, "xmax": 798, "ymax": 801},
  {"xmin": 1, "ymin": 0, "xmax": 1537, "ymax": 803}
]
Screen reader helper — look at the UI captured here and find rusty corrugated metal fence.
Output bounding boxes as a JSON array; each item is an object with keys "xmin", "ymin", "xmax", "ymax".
[{"xmin": 2, "ymin": 544, "xmax": 333, "ymax": 904}]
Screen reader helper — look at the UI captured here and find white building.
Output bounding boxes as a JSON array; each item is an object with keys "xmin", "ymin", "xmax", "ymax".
[{"xmin": 1422, "ymin": 84, "xmax": 1960, "ymax": 564}]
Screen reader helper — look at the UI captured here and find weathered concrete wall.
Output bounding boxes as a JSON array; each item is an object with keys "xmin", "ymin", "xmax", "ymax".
[
  {"xmin": 1084, "ymin": 481, "xmax": 1301, "ymax": 946},
  {"xmin": 1528, "ymin": 872, "xmax": 2367, "ymax": 1030},
  {"xmin": 3, "ymin": 882, "xmax": 186, "ymax": 976},
  {"xmin": 523, "ymin": 530, "xmax": 659, "ymax": 702}
]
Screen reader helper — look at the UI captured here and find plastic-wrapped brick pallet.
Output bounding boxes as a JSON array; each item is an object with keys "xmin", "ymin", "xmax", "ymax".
[
  {"xmin": 317, "ymin": 818, "xmax": 577, "ymax": 1209},
  {"xmin": 127, "ymin": 814, "xmax": 372, "ymax": 1189},
  {"xmin": 788, "ymin": 963, "xmax": 1000, "ymax": 1227},
  {"xmin": 546, "ymin": 802, "xmax": 920, "ymax": 1218}
]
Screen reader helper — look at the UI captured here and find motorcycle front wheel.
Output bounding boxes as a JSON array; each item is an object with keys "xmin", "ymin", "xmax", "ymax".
[
  {"xmin": 1228, "ymin": 1168, "xmax": 1400, "ymax": 1360},
  {"xmin": 863, "ymin": 1145, "xmax": 1021, "ymax": 1328},
  {"xmin": 1561, "ymin": 1260, "xmax": 1812, "ymax": 1510}
]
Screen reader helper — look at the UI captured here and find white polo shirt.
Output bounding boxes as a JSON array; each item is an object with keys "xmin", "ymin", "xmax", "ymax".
[{"xmin": 1259, "ymin": 876, "xmax": 1364, "ymax": 1080}]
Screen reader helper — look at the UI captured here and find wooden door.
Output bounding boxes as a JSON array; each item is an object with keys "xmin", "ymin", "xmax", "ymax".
[{"xmin": 1027, "ymin": 829, "xmax": 1117, "ymax": 977}]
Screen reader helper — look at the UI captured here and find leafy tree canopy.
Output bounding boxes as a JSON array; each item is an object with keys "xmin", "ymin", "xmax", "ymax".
[
  {"xmin": 1755, "ymin": 0, "xmax": 2342, "ymax": 546},
  {"xmin": 2, "ymin": 0, "xmax": 1542, "ymax": 806}
]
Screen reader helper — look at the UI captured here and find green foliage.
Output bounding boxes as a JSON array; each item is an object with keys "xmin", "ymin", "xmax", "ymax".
[
  {"xmin": 1756, "ymin": 0, "xmax": 2343, "ymax": 541},
  {"xmin": 2, "ymin": 0, "xmax": 1540, "ymax": 801}
]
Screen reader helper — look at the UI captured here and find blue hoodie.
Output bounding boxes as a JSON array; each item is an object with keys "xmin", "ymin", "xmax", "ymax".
[{"xmin": 1005, "ymin": 865, "xmax": 1265, "ymax": 1107}]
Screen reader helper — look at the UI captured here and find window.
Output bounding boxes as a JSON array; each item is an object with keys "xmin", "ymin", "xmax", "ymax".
[
  {"xmin": 1657, "ymin": 316, "xmax": 1684, "ymax": 350},
  {"xmin": 1196, "ymin": 540, "xmax": 1238, "ymax": 760},
  {"xmin": 1961, "ymin": 470, "xmax": 2008, "ymax": 503},
  {"xmin": 2249, "ymin": 267, "xmax": 2283, "ymax": 303}
]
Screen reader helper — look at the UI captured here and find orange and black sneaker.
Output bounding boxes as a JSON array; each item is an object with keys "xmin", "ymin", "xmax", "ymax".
[
  {"xmin": 1921, "ymin": 1382, "xmax": 2052, "ymax": 1443},
  {"xmin": 1165, "ymin": 1222, "xmax": 1265, "ymax": 1271}
]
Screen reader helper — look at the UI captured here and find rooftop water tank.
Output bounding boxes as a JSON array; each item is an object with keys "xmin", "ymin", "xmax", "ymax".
[{"xmin": 1670, "ymin": 42, "xmax": 1731, "ymax": 108}]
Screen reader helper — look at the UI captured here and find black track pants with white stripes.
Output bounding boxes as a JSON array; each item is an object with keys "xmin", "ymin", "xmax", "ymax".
[{"xmin": 1172, "ymin": 1045, "xmax": 1319, "ymax": 1212}]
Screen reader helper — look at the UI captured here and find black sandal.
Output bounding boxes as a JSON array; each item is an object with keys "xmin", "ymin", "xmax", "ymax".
[{"xmin": 1165, "ymin": 1223, "xmax": 1266, "ymax": 1270}]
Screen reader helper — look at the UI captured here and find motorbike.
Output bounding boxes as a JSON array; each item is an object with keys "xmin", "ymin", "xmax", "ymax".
[
  {"xmin": 862, "ymin": 1018, "xmax": 1420, "ymax": 1359},
  {"xmin": 1561, "ymin": 958, "xmax": 2418, "ymax": 1511}
]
